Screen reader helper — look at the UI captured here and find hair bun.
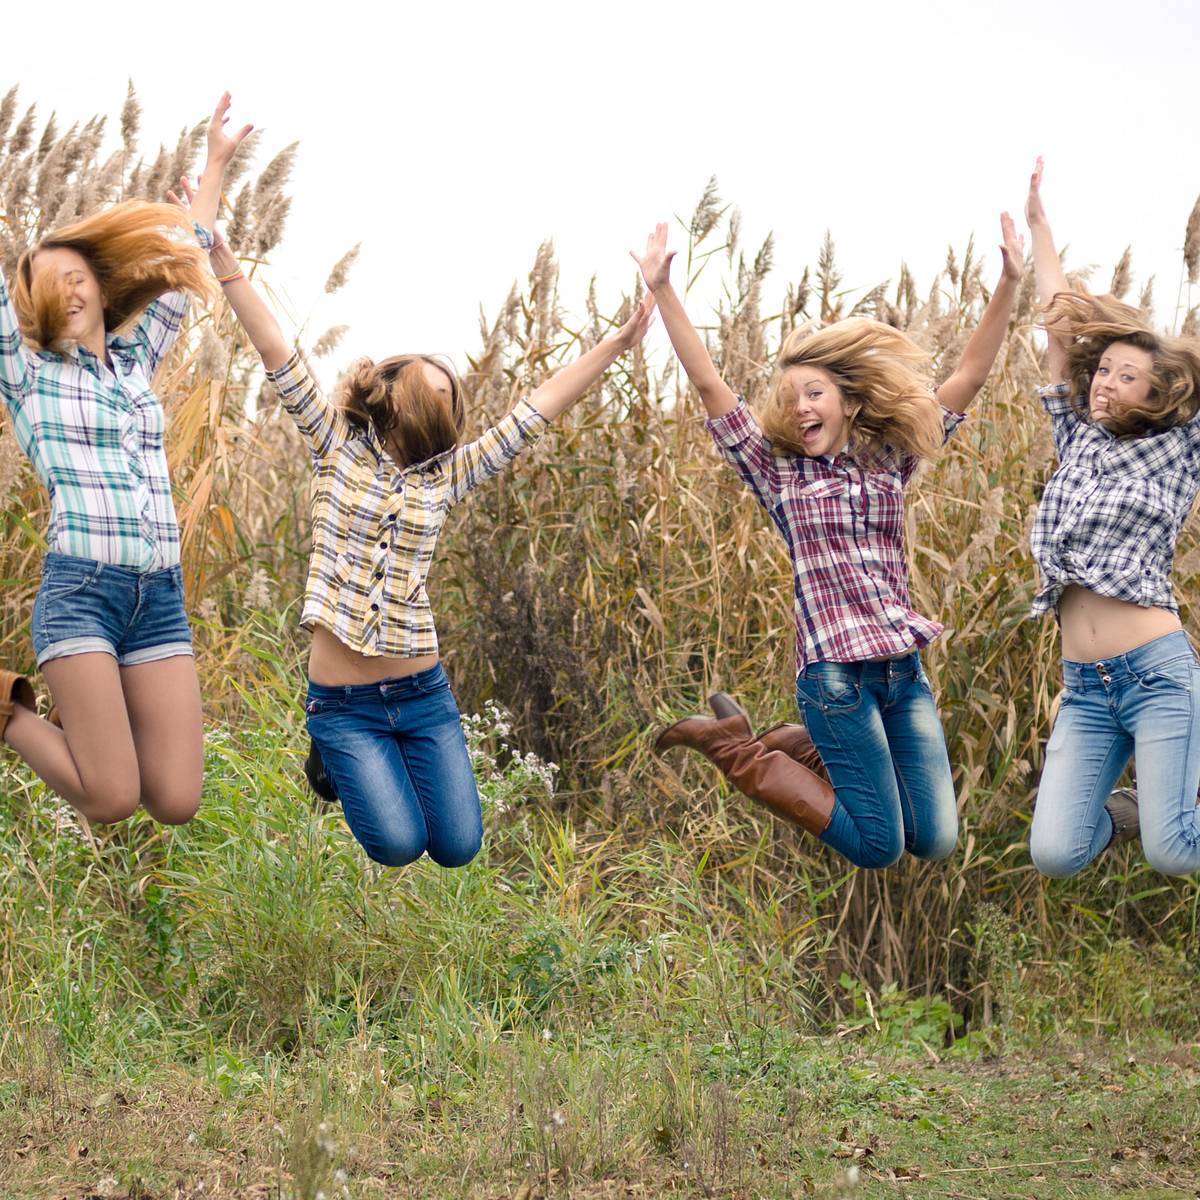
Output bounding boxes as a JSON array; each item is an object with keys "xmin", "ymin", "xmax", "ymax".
[{"xmin": 339, "ymin": 357, "xmax": 389, "ymax": 417}]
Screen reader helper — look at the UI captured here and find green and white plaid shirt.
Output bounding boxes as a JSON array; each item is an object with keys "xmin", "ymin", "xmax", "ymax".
[{"xmin": 0, "ymin": 224, "xmax": 213, "ymax": 571}]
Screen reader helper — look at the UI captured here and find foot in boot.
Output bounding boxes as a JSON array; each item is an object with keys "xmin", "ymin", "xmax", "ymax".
[
  {"xmin": 1105, "ymin": 787, "xmax": 1139, "ymax": 847},
  {"xmin": 707, "ymin": 693, "xmax": 828, "ymax": 780},
  {"xmin": 304, "ymin": 739, "xmax": 340, "ymax": 804},
  {"xmin": 0, "ymin": 671, "xmax": 36, "ymax": 745}
]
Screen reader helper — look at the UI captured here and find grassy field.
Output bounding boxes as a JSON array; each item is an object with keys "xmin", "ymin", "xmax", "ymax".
[{"xmin": 2, "ymin": 709, "xmax": 1199, "ymax": 1200}]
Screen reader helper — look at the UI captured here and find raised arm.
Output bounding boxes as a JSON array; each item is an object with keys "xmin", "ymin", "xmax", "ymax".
[
  {"xmin": 938, "ymin": 213, "xmax": 1025, "ymax": 414},
  {"xmin": 526, "ymin": 294, "xmax": 654, "ymax": 420},
  {"xmin": 632, "ymin": 223, "xmax": 738, "ymax": 419},
  {"xmin": 188, "ymin": 91, "xmax": 254, "ymax": 234},
  {"xmin": 1025, "ymin": 157, "xmax": 1070, "ymax": 381}
]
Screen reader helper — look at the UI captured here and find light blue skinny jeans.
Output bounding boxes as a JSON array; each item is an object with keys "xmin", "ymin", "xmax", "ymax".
[
  {"xmin": 1031, "ymin": 630, "xmax": 1200, "ymax": 878},
  {"xmin": 794, "ymin": 652, "xmax": 959, "ymax": 869}
]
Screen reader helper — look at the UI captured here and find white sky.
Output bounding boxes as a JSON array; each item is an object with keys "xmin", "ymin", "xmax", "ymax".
[{"xmin": 8, "ymin": 0, "xmax": 1200, "ymax": 379}]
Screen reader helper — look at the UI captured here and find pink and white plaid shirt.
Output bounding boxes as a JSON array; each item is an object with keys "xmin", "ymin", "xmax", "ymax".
[{"xmin": 707, "ymin": 398, "xmax": 964, "ymax": 671}]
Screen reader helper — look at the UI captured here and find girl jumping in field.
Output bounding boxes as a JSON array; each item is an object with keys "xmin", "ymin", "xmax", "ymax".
[
  {"xmin": 179, "ymin": 142, "xmax": 653, "ymax": 868},
  {"xmin": 1025, "ymin": 159, "xmax": 1200, "ymax": 878},
  {"xmin": 636, "ymin": 216, "xmax": 1023, "ymax": 868},
  {"xmin": 0, "ymin": 94, "xmax": 249, "ymax": 825}
]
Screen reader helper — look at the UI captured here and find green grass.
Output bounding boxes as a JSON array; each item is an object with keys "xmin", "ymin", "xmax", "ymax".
[{"xmin": 1, "ymin": 705, "xmax": 1198, "ymax": 1198}]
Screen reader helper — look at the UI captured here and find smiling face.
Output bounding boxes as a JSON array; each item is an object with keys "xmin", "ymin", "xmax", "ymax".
[
  {"xmin": 1089, "ymin": 340, "xmax": 1154, "ymax": 427},
  {"xmin": 781, "ymin": 364, "xmax": 857, "ymax": 457},
  {"xmin": 31, "ymin": 246, "xmax": 106, "ymax": 347}
]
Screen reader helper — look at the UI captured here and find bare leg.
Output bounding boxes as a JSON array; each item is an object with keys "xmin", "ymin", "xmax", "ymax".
[
  {"xmin": 5, "ymin": 653, "xmax": 141, "ymax": 823},
  {"xmin": 120, "ymin": 655, "xmax": 203, "ymax": 824}
]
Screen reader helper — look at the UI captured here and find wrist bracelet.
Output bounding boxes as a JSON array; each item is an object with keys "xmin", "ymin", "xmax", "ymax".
[{"xmin": 216, "ymin": 269, "xmax": 245, "ymax": 285}]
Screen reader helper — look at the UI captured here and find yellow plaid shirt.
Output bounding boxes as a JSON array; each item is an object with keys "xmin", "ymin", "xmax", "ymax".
[{"xmin": 267, "ymin": 353, "xmax": 548, "ymax": 658}]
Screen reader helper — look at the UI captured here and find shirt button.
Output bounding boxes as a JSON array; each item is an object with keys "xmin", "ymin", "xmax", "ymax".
[
  {"xmin": 375, "ymin": 569, "xmax": 384, "ymax": 579},
  {"xmin": 370, "ymin": 603, "xmax": 380, "ymax": 612},
  {"xmin": 379, "ymin": 541, "xmax": 388, "ymax": 549}
]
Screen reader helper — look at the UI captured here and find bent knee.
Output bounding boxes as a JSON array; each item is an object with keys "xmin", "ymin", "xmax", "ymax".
[
  {"xmin": 429, "ymin": 836, "xmax": 483, "ymax": 869},
  {"xmin": 847, "ymin": 838, "xmax": 905, "ymax": 871},
  {"xmin": 142, "ymin": 791, "xmax": 202, "ymax": 825},
  {"xmin": 912, "ymin": 829, "xmax": 958, "ymax": 863},
  {"xmin": 1142, "ymin": 842, "xmax": 1200, "ymax": 877},
  {"xmin": 363, "ymin": 836, "xmax": 427, "ymax": 869},
  {"xmin": 1029, "ymin": 838, "xmax": 1087, "ymax": 879},
  {"xmin": 85, "ymin": 787, "xmax": 141, "ymax": 825}
]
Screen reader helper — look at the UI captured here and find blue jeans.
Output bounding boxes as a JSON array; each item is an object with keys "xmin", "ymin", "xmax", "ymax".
[
  {"xmin": 1031, "ymin": 630, "xmax": 1200, "ymax": 878},
  {"xmin": 794, "ymin": 653, "xmax": 958, "ymax": 869},
  {"xmin": 305, "ymin": 663, "xmax": 483, "ymax": 869}
]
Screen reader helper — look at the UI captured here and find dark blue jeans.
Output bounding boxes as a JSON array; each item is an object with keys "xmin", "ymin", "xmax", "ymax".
[
  {"xmin": 795, "ymin": 653, "xmax": 958, "ymax": 869},
  {"xmin": 304, "ymin": 663, "xmax": 482, "ymax": 868}
]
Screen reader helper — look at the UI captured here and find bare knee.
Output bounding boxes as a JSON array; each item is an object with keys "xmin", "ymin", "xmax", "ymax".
[
  {"xmin": 83, "ymin": 782, "xmax": 142, "ymax": 825},
  {"xmin": 140, "ymin": 784, "xmax": 202, "ymax": 826}
]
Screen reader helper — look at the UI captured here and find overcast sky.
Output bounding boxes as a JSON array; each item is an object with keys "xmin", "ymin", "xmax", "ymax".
[{"xmin": 8, "ymin": 0, "xmax": 1200, "ymax": 379}]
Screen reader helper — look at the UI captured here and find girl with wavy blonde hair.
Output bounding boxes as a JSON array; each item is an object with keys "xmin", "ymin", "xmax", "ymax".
[
  {"xmin": 1026, "ymin": 160, "xmax": 1200, "ymax": 879},
  {"xmin": 0, "ymin": 93, "xmax": 249, "ymax": 829},
  {"xmin": 636, "ymin": 216, "xmax": 1023, "ymax": 869},
  {"xmin": 168, "ymin": 101, "xmax": 654, "ymax": 868}
]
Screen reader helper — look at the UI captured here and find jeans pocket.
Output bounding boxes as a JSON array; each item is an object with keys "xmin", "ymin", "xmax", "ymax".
[
  {"xmin": 306, "ymin": 695, "xmax": 350, "ymax": 717},
  {"xmin": 40, "ymin": 563, "xmax": 98, "ymax": 602},
  {"xmin": 797, "ymin": 667, "xmax": 862, "ymax": 713},
  {"xmin": 1134, "ymin": 656, "xmax": 1196, "ymax": 694}
]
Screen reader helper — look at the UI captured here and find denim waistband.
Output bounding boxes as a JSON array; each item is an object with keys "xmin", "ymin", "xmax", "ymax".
[
  {"xmin": 801, "ymin": 650, "xmax": 923, "ymax": 682},
  {"xmin": 306, "ymin": 661, "xmax": 446, "ymax": 702},
  {"xmin": 1062, "ymin": 629, "xmax": 1196, "ymax": 690},
  {"xmin": 42, "ymin": 551, "xmax": 180, "ymax": 581}
]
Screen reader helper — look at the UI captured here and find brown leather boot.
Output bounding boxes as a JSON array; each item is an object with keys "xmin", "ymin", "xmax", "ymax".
[
  {"xmin": 708, "ymin": 692, "xmax": 829, "ymax": 780},
  {"xmin": 0, "ymin": 671, "xmax": 36, "ymax": 745},
  {"xmin": 654, "ymin": 705, "xmax": 834, "ymax": 835}
]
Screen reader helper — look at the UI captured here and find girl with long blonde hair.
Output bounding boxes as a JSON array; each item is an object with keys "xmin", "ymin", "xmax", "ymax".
[
  {"xmin": 1025, "ymin": 159, "xmax": 1200, "ymax": 877},
  {"xmin": 636, "ymin": 216, "xmax": 1023, "ymax": 868},
  {"xmin": 170, "ymin": 115, "xmax": 653, "ymax": 868},
  {"xmin": 0, "ymin": 94, "xmax": 249, "ymax": 826}
]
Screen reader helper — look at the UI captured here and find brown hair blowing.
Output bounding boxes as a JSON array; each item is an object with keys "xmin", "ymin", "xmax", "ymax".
[
  {"xmin": 760, "ymin": 318, "xmax": 944, "ymax": 464},
  {"xmin": 1042, "ymin": 291, "xmax": 1200, "ymax": 437},
  {"xmin": 13, "ymin": 201, "xmax": 216, "ymax": 350},
  {"xmin": 338, "ymin": 355, "xmax": 465, "ymax": 467}
]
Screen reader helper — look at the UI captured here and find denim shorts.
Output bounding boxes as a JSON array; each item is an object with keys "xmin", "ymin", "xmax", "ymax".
[{"xmin": 31, "ymin": 553, "xmax": 193, "ymax": 668}]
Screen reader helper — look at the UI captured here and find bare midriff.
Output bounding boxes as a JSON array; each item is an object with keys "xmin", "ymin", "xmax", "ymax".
[
  {"xmin": 1058, "ymin": 584, "xmax": 1182, "ymax": 662},
  {"xmin": 308, "ymin": 623, "xmax": 439, "ymax": 685}
]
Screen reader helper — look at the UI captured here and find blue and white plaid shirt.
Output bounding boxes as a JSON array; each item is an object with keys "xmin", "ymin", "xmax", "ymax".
[
  {"xmin": 0, "ymin": 224, "xmax": 212, "ymax": 572},
  {"xmin": 1030, "ymin": 382, "xmax": 1200, "ymax": 617}
]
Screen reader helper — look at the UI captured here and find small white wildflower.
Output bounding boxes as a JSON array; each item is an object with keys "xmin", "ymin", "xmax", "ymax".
[
  {"xmin": 549, "ymin": 1108, "xmax": 565, "ymax": 1128},
  {"xmin": 541, "ymin": 1028, "xmax": 553, "ymax": 1041},
  {"xmin": 333, "ymin": 1169, "xmax": 348, "ymax": 1185}
]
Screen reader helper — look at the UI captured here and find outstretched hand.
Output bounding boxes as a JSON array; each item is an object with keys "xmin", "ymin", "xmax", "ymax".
[
  {"xmin": 999, "ymin": 211, "xmax": 1025, "ymax": 281},
  {"xmin": 630, "ymin": 223, "xmax": 676, "ymax": 293},
  {"xmin": 1025, "ymin": 156, "xmax": 1047, "ymax": 227},
  {"xmin": 205, "ymin": 91, "xmax": 253, "ymax": 172},
  {"xmin": 612, "ymin": 294, "xmax": 656, "ymax": 351}
]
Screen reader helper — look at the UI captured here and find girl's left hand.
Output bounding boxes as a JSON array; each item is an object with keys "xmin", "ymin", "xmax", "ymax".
[
  {"xmin": 205, "ymin": 91, "xmax": 253, "ymax": 171},
  {"xmin": 999, "ymin": 211, "xmax": 1025, "ymax": 282},
  {"xmin": 612, "ymin": 294, "xmax": 656, "ymax": 351}
]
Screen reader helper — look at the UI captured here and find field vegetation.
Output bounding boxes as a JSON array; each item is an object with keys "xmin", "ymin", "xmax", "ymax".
[{"xmin": 1, "ymin": 86, "xmax": 1198, "ymax": 1198}]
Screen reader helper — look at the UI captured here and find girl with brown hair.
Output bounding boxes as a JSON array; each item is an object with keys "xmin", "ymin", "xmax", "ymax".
[
  {"xmin": 0, "ymin": 94, "xmax": 250, "ymax": 826},
  {"xmin": 172, "ymin": 133, "xmax": 653, "ymax": 868},
  {"xmin": 1025, "ymin": 159, "xmax": 1200, "ymax": 877},
  {"xmin": 636, "ymin": 216, "xmax": 1024, "ymax": 868}
]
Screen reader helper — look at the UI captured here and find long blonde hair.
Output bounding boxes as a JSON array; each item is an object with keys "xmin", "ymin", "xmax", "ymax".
[
  {"xmin": 12, "ymin": 201, "xmax": 215, "ymax": 350},
  {"xmin": 1042, "ymin": 291, "xmax": 1200, "ymax": 437},
  {"xmin": 760, "ymin": 319, "xmax": 943, "ymax": 463},
  {"xmin": 338, "ymin": 355, "xmax": 465, "ymax": 468}
]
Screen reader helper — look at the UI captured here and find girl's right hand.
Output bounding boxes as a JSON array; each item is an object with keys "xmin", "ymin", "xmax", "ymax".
[
  {"xmin": 204, "ymin": 91, "xmax": 253, "ymax": 174},
  {"xmin": 1025, "ymin": 156, "xmax": 1048, "ymax": 227},
  {"xmin": 631, "ymin": 223, "xmax": 676, "ymax": 293}
]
